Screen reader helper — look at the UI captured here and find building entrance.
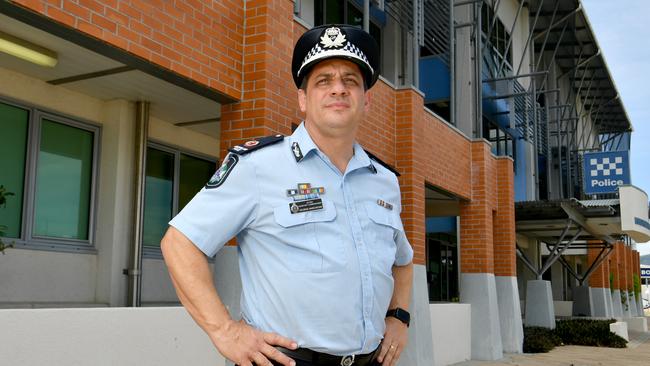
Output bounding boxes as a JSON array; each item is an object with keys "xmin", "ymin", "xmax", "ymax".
[{"xmin": 426, "ymin": 233, "xmax": 458, "ymax": 302}]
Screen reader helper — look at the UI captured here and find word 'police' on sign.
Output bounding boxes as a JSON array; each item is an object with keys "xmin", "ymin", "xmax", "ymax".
[
  {"xmin": 583, "ymin": 151, "xmax": 631, "ymax": 195},
  {"xmin": 641, "ymin": 268, "xmax": 650, "ymax": 278}
]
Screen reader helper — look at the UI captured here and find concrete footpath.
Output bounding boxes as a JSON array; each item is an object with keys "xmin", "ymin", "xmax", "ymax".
[{"xmin": 452, "ymin": 331, "xmax": 650, "ymax": 366}]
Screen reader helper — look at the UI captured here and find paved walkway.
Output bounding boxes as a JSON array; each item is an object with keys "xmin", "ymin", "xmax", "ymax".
[{"xmin": 452, "ymin": 331, "xmax": 650, "ymax": 366}]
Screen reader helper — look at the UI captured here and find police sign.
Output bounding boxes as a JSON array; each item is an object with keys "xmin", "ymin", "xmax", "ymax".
[
  {"xmin": 641, "ymin": 268, "xmax": 650, "ymax": 279},
  {"xmin": 583, "ymin": 151, "xmax": 630, "ymax": 195}
]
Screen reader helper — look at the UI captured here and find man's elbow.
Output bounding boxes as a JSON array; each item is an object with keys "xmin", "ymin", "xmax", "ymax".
[{"xmin": 160, "ymin": 226, "xmax": 175, "ymax": 260}]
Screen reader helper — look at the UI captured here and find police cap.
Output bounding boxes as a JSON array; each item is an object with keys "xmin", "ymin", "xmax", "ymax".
[{"xmin": 292, "ymin": 24, "xmax": 380, "ymax": 90}]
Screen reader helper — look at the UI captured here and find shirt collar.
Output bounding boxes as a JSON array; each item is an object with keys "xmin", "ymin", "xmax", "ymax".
[
  {"xmin": 290, "ymin": 121, "xmax": 376, "ymax": 173},
  {"xmin": 290, "ymin": 122, "xmax": 319, "ymax": 161}
]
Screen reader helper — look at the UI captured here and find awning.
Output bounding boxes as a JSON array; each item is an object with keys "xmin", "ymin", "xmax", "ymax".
[
  {"xmin": 528, "ymin": 0, "xmax": 632, "ymax": 135},
  {"xmin": 0, "ymin": 4, "xmax": 229, "ymax": 139}
]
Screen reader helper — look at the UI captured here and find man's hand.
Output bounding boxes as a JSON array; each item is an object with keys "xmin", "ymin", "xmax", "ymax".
[
  {"xmin": 376, "ymin": 317, "xmax": 408, "ymax": 366},
  {"xmin": 210, "ymin": 319, "xmax": 298, "ymax": 366}
]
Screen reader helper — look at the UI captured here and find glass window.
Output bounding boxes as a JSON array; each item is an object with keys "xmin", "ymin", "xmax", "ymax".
[
  {"xmin": 33, "ymin": 119, "xmax": 93, "ymax": 240},
  {"xmin": 1, "ymin": 99, "xmax": 99, "ymax": 250},
  {"xmin": 0, "ymin": 102, "xmax": 29, "ymax": 238},
  {"xmin": 481, "ymin": 1, "xmax": 512, "ymax": 77},
  {"xmin": 142, "ymin": 146, "xmax": 216, "ymax": 249},
  {"xmin": 179, "ymin": 153, "xmax": 215, "ymax": 210},
  {"xmin": 143, "ymin": 148, "xmax": 174, "ymax": 247}
]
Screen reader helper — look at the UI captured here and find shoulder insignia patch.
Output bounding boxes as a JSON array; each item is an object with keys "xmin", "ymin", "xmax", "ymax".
[
  {"xmin": 229, "ymin": 134, "xmax": 285, "ymax": 155},
  {"xmin": 364, "ymin": 149, "xmax": 401, "ymax": 177},
  {"xmin": 206, "ymin": 154, "xmax": 239, "ymax": 189}
]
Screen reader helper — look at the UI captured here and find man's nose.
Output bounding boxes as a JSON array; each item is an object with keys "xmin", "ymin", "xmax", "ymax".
[{"xmin": 330, "ymin": 78, "xmax": 348, "ymax": 95}]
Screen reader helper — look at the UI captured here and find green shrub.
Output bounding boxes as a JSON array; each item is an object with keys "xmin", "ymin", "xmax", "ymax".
[
  {"xmin": 523, "ymin": 326, "xmax": 562, "ymax": 353},
  {"xmin": 554, "ymin": 319, "xmax": 627, "ymax": 348},
  {"xmin": 634, "ymin": 274, "xmax": 641, "ymax": 295}
]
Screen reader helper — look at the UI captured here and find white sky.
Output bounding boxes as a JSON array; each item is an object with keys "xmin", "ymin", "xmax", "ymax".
[{"xmin": 581, "ymin": 0, "xmax": 650, "ymax": 254}]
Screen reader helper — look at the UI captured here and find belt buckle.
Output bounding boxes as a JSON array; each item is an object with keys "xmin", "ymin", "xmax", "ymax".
[{"xmin": 341, "ymin": 354, "xmax": 355, "ymax": 366}]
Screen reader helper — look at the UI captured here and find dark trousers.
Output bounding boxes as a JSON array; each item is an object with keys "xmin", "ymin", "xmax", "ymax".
[
  {"xmin": 270, "ymin": 346, "xmax": 380, "ymax": 366},
  {"xmin": 271, "ymin": 359, "xmax": 381, "ymax": 366}
]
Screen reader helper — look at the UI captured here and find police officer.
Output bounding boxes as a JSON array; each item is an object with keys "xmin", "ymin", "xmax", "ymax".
[{"xmin": 161, "ymin": 24, "xmax": 414, "ymax": 366}]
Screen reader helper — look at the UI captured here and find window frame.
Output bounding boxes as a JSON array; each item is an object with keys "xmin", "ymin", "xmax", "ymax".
[
  {"xmin": 1, "ymin": 95, "xmax": 101, "ymax": 254},
  {"xmin": 143, "ymin": 140, "xmax": 218, "ymax": 259}
]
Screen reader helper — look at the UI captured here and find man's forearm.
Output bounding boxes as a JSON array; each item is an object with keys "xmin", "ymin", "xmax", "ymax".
[
  {"xmin": 389, "ymin": 262, "xmax": 413, "ymax": 310},
  {"xmin": 161, "ymin": 226, "xmax": 298, "ymax": 366},
  {"xmin": 161, "ymin": 226, "xmax": 232, "ymax": 335}
]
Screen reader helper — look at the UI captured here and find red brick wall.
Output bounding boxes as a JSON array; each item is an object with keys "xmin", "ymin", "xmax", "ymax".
[
  {"xmin": 494, "ymin": 157, "xmax": 515, "ymax": 276},
  {"xmin": 459, "ymin": 142, "xmax": 499, "ymax": 273},
  {"xmin": 219, "ymin": 0, "xmax": 297, "ymax": 157},
  {"xmin": 626, "ymin": 245, "xmax": 633, "ymax": 292},
  {"xmin": 587, "ymin": 243, "xmax": 609, "ymax": 288},
  {"xmin": 12, "ymin": 0, "xmax": 244, "ymax": 100},
  {"xmin": 23, "ymin": 0, "xmax": 515, "ymax": 269},
  {"xmin": 632, "ymin": 250, "xmax": 641, "ymax": 290},
  {"xmin": 612, "ymin": 242, "xmax": 624, "ymax": 290}
]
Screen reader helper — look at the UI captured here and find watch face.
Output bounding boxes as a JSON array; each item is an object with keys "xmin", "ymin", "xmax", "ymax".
[{"xmin": 387, "ymin": 308, "xmax": 410, "ymax": 326}]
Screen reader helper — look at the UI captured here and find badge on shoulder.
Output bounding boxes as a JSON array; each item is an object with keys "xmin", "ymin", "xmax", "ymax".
[{"xmin": 206, "ymin": 154, "xmax": 239, "ymax": 189}]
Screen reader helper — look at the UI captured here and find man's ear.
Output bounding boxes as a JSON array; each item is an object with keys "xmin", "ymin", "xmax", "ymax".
[{"xmin": 298, "ymin": 88, "xmax": 307, "ymax": 113}]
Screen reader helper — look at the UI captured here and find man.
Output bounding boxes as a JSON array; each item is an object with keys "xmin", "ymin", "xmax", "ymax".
[{"xmin": 161, "ymin": 24, "xmax": 414, "ymax": 366}]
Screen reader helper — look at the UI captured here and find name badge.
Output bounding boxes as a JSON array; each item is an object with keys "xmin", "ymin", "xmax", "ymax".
[{"xmin": 286, "ymin": 183, "xmax": 325, "ymax": 214}]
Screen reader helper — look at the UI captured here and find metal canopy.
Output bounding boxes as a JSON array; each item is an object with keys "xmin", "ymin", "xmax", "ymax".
[
  {"xmin": 528, "ymin": 0, "xmax": 633, "ymax": 135},
  {"xmin": 515, "ymin": 198, "xmax": 621, "ymax": 282},
  {"xmin": 516, "ymin": 198, "xmax": 621, "ymax": 241}
]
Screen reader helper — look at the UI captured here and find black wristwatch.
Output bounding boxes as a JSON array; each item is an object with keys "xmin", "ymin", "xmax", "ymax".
[{"xmin": 386, "ymin": 307, "xmax": 410, "ymax": 327}]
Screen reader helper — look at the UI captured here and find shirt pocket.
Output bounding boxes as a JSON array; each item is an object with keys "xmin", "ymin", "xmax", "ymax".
[
  {"xmin": 273, "ymin": 198, "xmax": 345, "ymax": 273},
  {"xmin": 365, "ymin": 202, "xmax": 400, "ymax": 273}
]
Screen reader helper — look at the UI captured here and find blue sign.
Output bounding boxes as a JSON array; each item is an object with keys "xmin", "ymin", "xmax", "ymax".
[
  {"xmin": 641, "ymin": 268, "xmax": 650, "ymax": 278},
  {"xmin": 583, "ymin": 151, "xmax": 630, "ymax": 194}
]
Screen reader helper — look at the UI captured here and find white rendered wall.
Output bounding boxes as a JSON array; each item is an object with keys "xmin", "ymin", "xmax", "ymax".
[
  {"xmin": 429, "ymin": 303, "xmax": 471, "ymax": 366},
  {"xmin": 0, "ymin": 249, "xmax": 97, "ymax": 306},
  {"xmin": 0, "ymin": 307, "xmax": 224, "ymax": 366},
  {"xmin": 0, "ymin": 67, "xmax": 219, "ymax": 307}
]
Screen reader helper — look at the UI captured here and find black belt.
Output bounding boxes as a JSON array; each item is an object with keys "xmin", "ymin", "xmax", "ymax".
[{"xmin": 275, "ymin": 346, "xmax": 378, "ymax": 366}]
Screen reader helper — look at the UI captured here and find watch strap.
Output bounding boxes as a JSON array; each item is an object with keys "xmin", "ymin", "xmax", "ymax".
[{"xmin": 386, "ymin": 307, "xmax": 410, "ymax": 327}]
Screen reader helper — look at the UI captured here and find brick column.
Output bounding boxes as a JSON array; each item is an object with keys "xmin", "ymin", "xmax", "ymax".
[
  {"xmin": 587, "ymin": 243, "xmax": 613, "ymax": 317},
  {"xmin": 458, "ymin": 141, "xmax": 504, "ymax": 359},
  {"xmin": 219, "ymin": 0, "xmax": 297, "ymax": 158},
  {"xmin": 611, "ymin": 242, "xmax": 625, "ymax": 317},
  {"xmin": 613, "ymin": 242, "xmax": 623, "ymax": 290},
  {"xmin": 493, "ymin": 157, "xmax": 515, "ymax": 277},
  {"xmin": 626, "ymin": 246, "xmax": 633, "ymax": 292},
  {"xmin": 587, "ymin": 244, "xmax": 608, "ymax": 288},
  {"xmin": 395, "ymin": 89, "xmax": 426, "ymax": 266},
  {"xmin": 493, "ymin": 156, "xmax": 522, "ymax": 353},
  {"xmin": 459, "ymin": 141, "xmax": 495, "ymax": 275}
]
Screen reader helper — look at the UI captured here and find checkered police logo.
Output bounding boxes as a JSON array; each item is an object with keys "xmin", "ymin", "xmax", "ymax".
[
  {"xmin": 589, "ymin": 156, "xmax": 624, "ymax": 177},
  {"xmin": 583, "ymin": 151, "xmax": 630, "ymax": 194}
]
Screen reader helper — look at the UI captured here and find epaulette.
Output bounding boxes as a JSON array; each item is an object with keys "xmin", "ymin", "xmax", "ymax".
[
  {"xmin": 364, "ymin": 149, "xmax": 401, "ymax": 177},
  {"xmin": 229, "ymin": 134, "xmax": 284, "ymax": 155}
]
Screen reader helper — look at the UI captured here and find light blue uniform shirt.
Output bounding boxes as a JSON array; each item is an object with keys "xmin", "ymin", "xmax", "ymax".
[{"xmin": 169, "ymin": 122, "xmax": 413, "ymax": 356}]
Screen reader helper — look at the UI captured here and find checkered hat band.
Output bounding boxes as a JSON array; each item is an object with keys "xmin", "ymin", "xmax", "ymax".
[{"xmin": 297, "ymin": 44, "xmax": 373, "ymax": 77}]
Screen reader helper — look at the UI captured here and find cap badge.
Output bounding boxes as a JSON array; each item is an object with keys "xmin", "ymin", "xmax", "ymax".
[{"xmin": 320, "ymin": 27, "xmax": 346, "ymax": 49}]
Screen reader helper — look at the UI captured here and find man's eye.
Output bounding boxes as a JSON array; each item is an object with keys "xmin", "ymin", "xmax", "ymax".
[
  {"xmin": 345, "ymin": 78, "xmax": 358, "ymax": 85},
  {"xmin": 317, "ymin": 79, "xmax": 328, "ymax": 85}
]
